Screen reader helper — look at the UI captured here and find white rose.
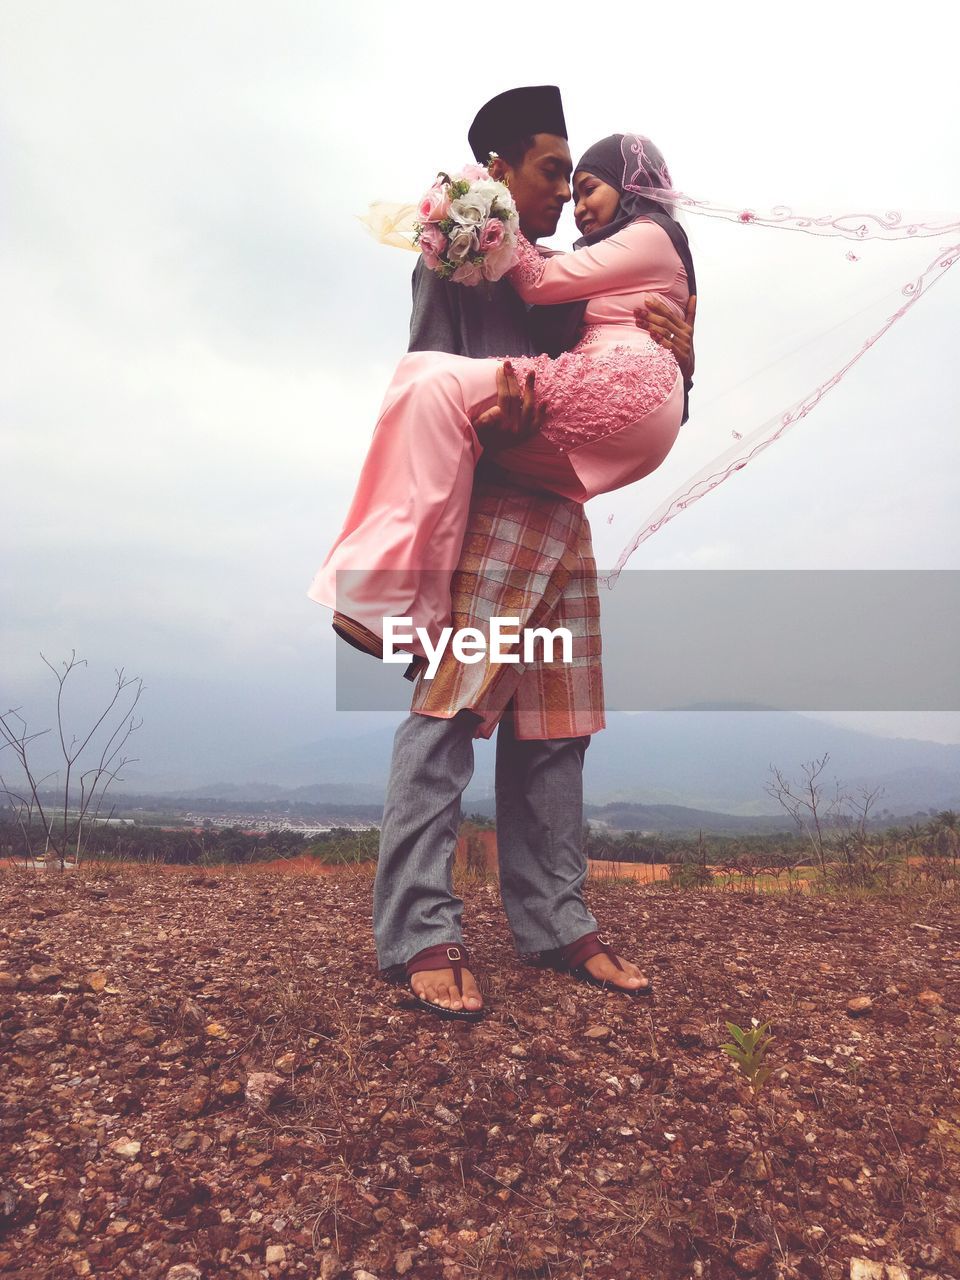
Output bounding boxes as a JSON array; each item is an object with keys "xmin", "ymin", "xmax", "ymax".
[
  {"xmin": 449, "ymin": 194, "xmax": 487, "ymax": 227},
  {"xmin": 470, "ymin": 178, "xmax": 505, "ymax": 204},
  {"xmin": 447, "ymin": 227, "xmax": 479, "ymax": 263}
]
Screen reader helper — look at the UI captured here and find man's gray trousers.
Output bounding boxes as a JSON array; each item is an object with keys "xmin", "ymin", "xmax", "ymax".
[{"xmin": 373, "ymin": 704, "xmax": 598, "ymax": 969}]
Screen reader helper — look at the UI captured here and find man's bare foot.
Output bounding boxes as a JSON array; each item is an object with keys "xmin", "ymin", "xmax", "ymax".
[
  {"xmin": 582, "ymin": 951, "xmax": 651, "ymax": 993},
  {"xmin": 410, "ymin": 966, "xmax": 483, "ymax": 1012}
]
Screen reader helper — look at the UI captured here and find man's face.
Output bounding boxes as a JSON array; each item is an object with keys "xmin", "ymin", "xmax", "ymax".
[{"xmin": 494, "ymin": 134, "xmax": 572, "ymax": 241}]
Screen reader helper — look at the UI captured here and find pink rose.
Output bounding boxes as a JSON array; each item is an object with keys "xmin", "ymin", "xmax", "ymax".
[
  {"xmin": 451, "ymin": 260, "xmax": 484, "ymax": 286},
  {"xmin": 481, "ymin": 237, "xmax": 517, "ymax": 282},
  {"xmin": 418, "ymin": 222, "xmax": 448, "ymax": 270},
  {"xmin": 460, "ymin": 163, "xmax": 489, "ymax": 182},
  {"xmin": 418, "ymin": 184, "xmax": 450, "ymax": 223},
  {"xmin": 478, "ymin": 218, "xmax": 505, "ymax": 252}
]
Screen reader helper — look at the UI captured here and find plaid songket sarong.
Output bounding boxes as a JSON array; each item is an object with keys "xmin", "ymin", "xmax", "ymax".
[{"xmin": 408, "ymin": 479, "xmax": 605, "ymax": 740}]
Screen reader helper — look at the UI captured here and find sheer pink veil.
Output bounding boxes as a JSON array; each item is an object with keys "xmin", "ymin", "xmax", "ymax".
[
  {"xmin": 620, "ymin": 134, "xmax": 677, "ymax": 217},
  {"xmin": 607, "ymin": 133, "xmax": 960, "ymax": 578}
]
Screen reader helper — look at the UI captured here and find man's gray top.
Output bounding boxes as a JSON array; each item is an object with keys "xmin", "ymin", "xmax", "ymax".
[{"xmin": 407, "ymin": 257, "xmax": 538, "ymax": 359}]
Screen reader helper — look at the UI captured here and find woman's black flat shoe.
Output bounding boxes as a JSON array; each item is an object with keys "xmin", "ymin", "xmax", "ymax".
[
  {"xmin": 536, "ymin": 930, "xmax": 653, "ymax": 998},
  {"xmin": 403, "ymin": 942, "xmax": 486, "ymax": 1022}
]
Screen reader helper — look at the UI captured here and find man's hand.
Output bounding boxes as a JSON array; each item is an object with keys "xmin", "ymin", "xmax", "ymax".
[
  {"xmin": 473, "ymin": 360, "xmax": 546, "ymax": 452},
  {"xmin": 635, "ymin": 294, "xmax": 696, "ymax": 383}
]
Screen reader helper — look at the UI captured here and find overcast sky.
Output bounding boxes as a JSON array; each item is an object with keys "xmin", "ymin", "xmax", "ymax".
[{"xmin": 3, "ymin": 1, "xmax": 959, "ymax": 780}]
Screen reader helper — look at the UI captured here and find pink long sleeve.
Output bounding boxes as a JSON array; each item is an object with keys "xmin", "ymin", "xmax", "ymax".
[{"xmin": 508, "ymin": 219, "xmax": 685, "ymax": 306}]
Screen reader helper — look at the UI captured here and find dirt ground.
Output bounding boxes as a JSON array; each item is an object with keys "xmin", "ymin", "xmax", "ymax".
[{"xmin": 1, "ymin": 864, "xmax": 958, "ymax": 1280}]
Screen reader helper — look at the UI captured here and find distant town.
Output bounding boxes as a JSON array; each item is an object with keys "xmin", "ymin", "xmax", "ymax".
[{"xmin": 177, "ymin": 813, "xmax": 380, "ymax": 836}]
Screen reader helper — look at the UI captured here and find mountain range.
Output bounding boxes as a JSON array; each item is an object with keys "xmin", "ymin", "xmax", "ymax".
[{"xmin": 115, "ymin": 708, "xmax": 960, "ymax": 818}]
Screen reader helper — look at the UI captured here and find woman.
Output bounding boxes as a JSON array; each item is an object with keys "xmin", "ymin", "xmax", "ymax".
[{"xmin": 307, "ymin": 133, "xmax": 697, "ymax": 664}]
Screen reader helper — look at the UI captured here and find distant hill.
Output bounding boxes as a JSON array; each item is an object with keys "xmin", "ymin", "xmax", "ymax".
[
  {"xmin": 110, "ymin": 708, "xmax": 960, "ymax": 819},
  {"xmin": 585, "ymin": 802, "xmax": 813, "ymax": 836}
]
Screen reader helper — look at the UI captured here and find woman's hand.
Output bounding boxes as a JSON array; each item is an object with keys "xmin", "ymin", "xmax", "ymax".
[
  {"xmin": 472, "ymin": 361, "xmax": 547, "ymax": 452},
  {"xmin": 635, "ymin": 294, "xmax": 696, "ymax": 383}
]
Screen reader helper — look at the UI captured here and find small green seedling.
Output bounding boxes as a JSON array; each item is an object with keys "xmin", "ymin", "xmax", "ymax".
[{"xmin": 721, "ymin": 1020, "xmax": 775, "ymax": 1096}]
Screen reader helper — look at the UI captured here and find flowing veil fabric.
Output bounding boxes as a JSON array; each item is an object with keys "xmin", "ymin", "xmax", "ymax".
[
  {"xmin": 604, "ymin": 134, "xmax": 960, "ymax": 578},
  {"xmin": 360, "ymin": 139, "xmax": 959, "ymax": 577}
]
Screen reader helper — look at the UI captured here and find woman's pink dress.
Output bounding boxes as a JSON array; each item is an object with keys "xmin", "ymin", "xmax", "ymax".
[{"xmin": 307, "ymin": 217, "xmax": 689, "ymax": 655}]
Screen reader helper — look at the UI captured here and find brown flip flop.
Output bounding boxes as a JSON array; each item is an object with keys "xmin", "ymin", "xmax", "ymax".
[
  {"xmin": 403, "ymin": 943, "xmax": 486, "ymax": 1022},
  {"xmin": 535, "ymin": 930, "xmax": 653, "ymax": 998}
]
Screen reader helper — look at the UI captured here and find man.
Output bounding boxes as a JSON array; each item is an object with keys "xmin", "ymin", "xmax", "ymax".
[{"xmin": 373, "ymin": 86, "xmax": 695, "ymax": 1016}]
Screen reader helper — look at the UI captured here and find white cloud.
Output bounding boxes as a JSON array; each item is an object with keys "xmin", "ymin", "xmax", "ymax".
[{"xmin": 3, "ymin": 1, "xmax": 958, "ymax": 759}]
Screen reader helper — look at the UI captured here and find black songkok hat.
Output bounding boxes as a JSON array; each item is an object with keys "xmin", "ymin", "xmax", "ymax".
[{"xmin": 468, "ymin": 85, "xmax": 567, "ymax": 164}]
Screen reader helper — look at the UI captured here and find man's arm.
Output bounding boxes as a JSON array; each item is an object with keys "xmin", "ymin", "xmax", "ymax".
[
  {"xmin": 408, "ymin": 255, "xmax": 544, "ymax": 463},
  {"xmin": 636, "ymin": 293, "xmax": 696, "ymax": 425},
  {"xmin": 636, "ymin": 294, "xmax": 696, "ymax": 383},
  {"xmin": 474, "ymin": 362, "xmax": 546, "ymax": 447},
  {"xmin": 408, "ymin": 257, "xmax": 462, "ymax": 355}
]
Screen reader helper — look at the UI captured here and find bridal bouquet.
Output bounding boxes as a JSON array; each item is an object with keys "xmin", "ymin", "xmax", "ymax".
[{"xmin": 414, "ymin": 165, "xmax": 519, "ymax": 285}]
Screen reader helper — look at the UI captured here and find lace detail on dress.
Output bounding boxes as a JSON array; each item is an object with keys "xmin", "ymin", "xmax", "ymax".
[
  {"xmin": 508, "ymin": 338, "xmax": 680, "ymax": 451},
  {"xmin": 506, "ymin": 232, "xmax": 546, "ymax": 290},
  {"xmin": 573, "ymin": 324, "xmax": 604, "ymax": 348}
]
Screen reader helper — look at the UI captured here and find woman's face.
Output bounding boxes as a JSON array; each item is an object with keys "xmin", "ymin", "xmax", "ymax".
[{"xmin": 573, "ymin": 171, "xmax": 621, "ymax": 237}]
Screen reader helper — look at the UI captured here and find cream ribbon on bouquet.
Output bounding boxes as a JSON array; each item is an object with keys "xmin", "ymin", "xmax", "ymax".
[{"xmin": 358, "ymin": 202, "xmax": 420, "ymax": 251}]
